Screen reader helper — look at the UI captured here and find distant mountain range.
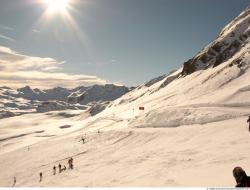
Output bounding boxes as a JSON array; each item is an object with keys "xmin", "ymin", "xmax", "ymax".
[{"xmin": 0, "ymin": 84, "xmax": 131, "ymax": 119}]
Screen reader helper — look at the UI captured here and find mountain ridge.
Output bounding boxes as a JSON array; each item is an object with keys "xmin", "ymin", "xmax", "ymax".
[
  {"xmin": 0, "ymin": 84, "xmax": 130, "ymax": 118},
  {"xmin": 95, "ymin": 6, "xmax": 250, "ymax": 129}
]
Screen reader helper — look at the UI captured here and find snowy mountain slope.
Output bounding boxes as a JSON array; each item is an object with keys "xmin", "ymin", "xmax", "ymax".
[
  {"xmin": 0, "ymin": 110, "xmax": 89, "ymax": 155},
  {"xmin": 98, "ymin": 44, "xmax": 250, "ymax": 129},
  {"xmin": 0, "ymin": 6, "xmax": 250, "ymax": 187},
  {"xmin": 0, "ymin": 115, "xmax": 249, "ymax": 187},
  {"xmin": 0, "ymin": 87, "xmax": 37, "ymax": 118},
  {"xmin": 181, "ymin": 6, "xmax": 250, "ymax": 75},
  {"xmin": 96, "ymin": 7, "xmax": 250, "ymax": 128}
]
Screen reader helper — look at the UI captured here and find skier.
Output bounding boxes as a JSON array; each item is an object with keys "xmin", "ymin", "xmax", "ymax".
[
  {"xmin": 68, "ymin": 158, "xmax": 71, "ymax": 169},
  {"xmin": 68, "ymin": 157, "xmax": 74, "ymax": 169},
  {"xmin": 247, "ymin": 116, "xmax": 250, "ymax": 132},
  {"xmin": 62, "ymin": 165, "xmax": 67, "ymax": 171},
  {"xmin": 233, "ymin": 167, "xmax": 250, "ymax": 187},
  {"xmin": 12, "ymin": 176, "xmax": 16, "ymax": 187},
  {"xmin": 53, "ymin": 166, "xmax": 56, "ymax": 175},
  {"xmin": 39, "ymin": 172, "xmax": 43, "ymax": 182},
  {"xmin": 81, "ymin": 137, "xmax": 85, "ymax": 144},
  {"xmin": 58, "ymin": 164, "xmax": 62, "ymax": 173}
]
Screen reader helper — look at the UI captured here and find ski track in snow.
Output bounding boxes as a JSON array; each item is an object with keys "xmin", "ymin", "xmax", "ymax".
[{"xmin": 0, "ymin": 107, "xmax": 250, "ymax": 187}]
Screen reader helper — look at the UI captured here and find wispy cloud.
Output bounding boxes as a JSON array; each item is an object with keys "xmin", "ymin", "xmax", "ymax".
[
  {"xmin": 3, "ymin": 26, "xmax": 13, "ymax": 31},
  {"xmin": 0, "ymin": 34, "xmax": 15, "ymax": 42},
  {"xmin": 0, "ymin": 46, "xmax": 107, "ymax": 89},
  {"xmin": 87, "ymin": 59, "xmax": 118, "ymax": 67},
  {"xmin": 110, "ymin": 59, "xmax": 117, "ymax": 63},
  {"xmin": 0, "ymin": 47, "xmax": 61, "ymax": 71},
  {"xmin": 0, "ymin": 25, "xmax": 14, "ymax": 31},
  {"xmin": 32, "ymin": 29, "xmax": 41, "ymax": 34},
  {"xmin": 0, "ymin": 71, "xmax": 106, "ymax": 89}
]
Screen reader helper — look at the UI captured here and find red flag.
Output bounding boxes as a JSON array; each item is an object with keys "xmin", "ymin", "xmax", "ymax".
[{"xmin": 139, "ymin": 107, "xmax": 145, "ymax": 110}]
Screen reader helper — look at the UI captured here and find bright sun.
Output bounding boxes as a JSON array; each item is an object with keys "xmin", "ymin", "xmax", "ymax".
[{"xmin": 44, "ymin": 0, "xmax": 70, "ymax": 14}]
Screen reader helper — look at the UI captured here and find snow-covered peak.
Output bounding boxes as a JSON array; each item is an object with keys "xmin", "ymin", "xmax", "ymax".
[
  {"xmin": 219, "ymin": 6, "xmax": 250, "ymax": 40},
  {"xmin": 17, "ymin": 86, "xmax": 33, "ymax": 93},
  {"xmin": 67, "ymin": 84, "xmax": 130, "ymax": 105},
  {"xmin": 0, "ymin": 84, "xmax": 131, "ymax": 119},
  {"xmin": 181, "ymin": 7, "xmax": 250, "ymax": 76}
]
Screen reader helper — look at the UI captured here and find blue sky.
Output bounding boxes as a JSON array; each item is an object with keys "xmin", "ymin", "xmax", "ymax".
[{"xmin": 0, "ymin": 0, "xmax": 249, "ymax": 88}]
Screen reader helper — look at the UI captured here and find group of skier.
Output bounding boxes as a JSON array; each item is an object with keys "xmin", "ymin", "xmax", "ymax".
[
  {"xmin": 13, "ymin": 165, "xmax": 249, "ymax": 187},
  {"xmin": 38, "ymin": 118, "xmax": 250, "ymax": 187},
  {"xmin": 38, "ymin": 157, "xmax": 74, "ymax": 183},
  {"xmin": 11, "ymin": 117, "xmax": 250, "ymax": 187},
  {"xmin": 12, "ymin": 132, "xmax": 96, "ymax": 186},
  {"xmin": 53, "ymin": 164, "xmax": 66, "ymax": 175}
]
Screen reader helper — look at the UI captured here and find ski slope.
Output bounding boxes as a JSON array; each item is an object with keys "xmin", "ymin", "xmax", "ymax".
[
  {"xmin": 0, "ymin": 5, "xmax": 250, "ymax": 188},
  {"xmin": 0, "ymin": 113, "xmax": 250, "ymax": 187}
]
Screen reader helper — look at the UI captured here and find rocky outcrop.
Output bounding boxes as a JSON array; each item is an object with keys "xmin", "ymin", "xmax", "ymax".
[
  {"xmin": 36, "ymin": 101, "xmax": 87, "ymax": 113},
  {"xmin": 88, "ymin": 102, "xmax": 110, "ymax": 116},
  {"xmin": 67, "ymin": 84, "xmax": 130, "ymax": 105},
  {"xmin": 181, "ymin": 6, "xmax": 250, "ymax": 76},
  {"xmin": 16, "ymin": 86, "xmax": 72, "ymax": 101}
]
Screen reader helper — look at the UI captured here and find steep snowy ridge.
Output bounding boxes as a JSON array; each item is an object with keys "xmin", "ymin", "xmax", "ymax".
[
  {"xmin": 96, "ymin": 7, "xmax": 250, "ymax": 129},
  {"xmin": 101, "ymin": 44, "xmax": 250, "ymax": 128},
  {"xmin": 181, "ymin": 6, "xmax": 250, "ymax": 75}
]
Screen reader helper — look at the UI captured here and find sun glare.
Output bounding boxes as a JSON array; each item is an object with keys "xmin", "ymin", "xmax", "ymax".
[
  {"xmin": 37, "ymin": 0, "xmax": 87, "ymax": 45},
  {"xmin": 44, "ymin": 0, "xmax": 70, "ymax": 14}
]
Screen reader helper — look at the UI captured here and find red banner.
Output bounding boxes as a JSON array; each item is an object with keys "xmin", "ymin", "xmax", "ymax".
[{"xmin": 139, "ymin": 107, "xmax": 145, "ymax": 110}]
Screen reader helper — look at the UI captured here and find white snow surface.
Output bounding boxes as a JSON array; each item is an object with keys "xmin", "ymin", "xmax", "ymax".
[{"xmin": 0, "ymin": 7, "xmax": 250, "ymax": 187}]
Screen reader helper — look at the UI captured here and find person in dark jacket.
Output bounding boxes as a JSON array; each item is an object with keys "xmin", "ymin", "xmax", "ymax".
[
  {"xmin": 81, "ymin": 137, "xmax": 85, "ymax": 144},
  {"xmin": 12, "ymin": 176, "xmax": 16, "ymax": 187},
  {"xmin": 247, "ymin": 116, "xmax": 250, "ymax": 132},
  {"xmin": 58, "ymin": 164, "xmax": 62, "ymax": 173},
  {"xmin": 39, "ymin": 172, "xmax": 43, "ymax": 182},
  {"xmin": 233, "ymin": 167, "xmax": 250, "ymax": 187},
  {"xmin": 68, "ymin": 157, "xmax": 74, "ymax": 169},
  {"xmin": 53, "ymin": 166, "xmax": 56, "ymax": 175}
]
